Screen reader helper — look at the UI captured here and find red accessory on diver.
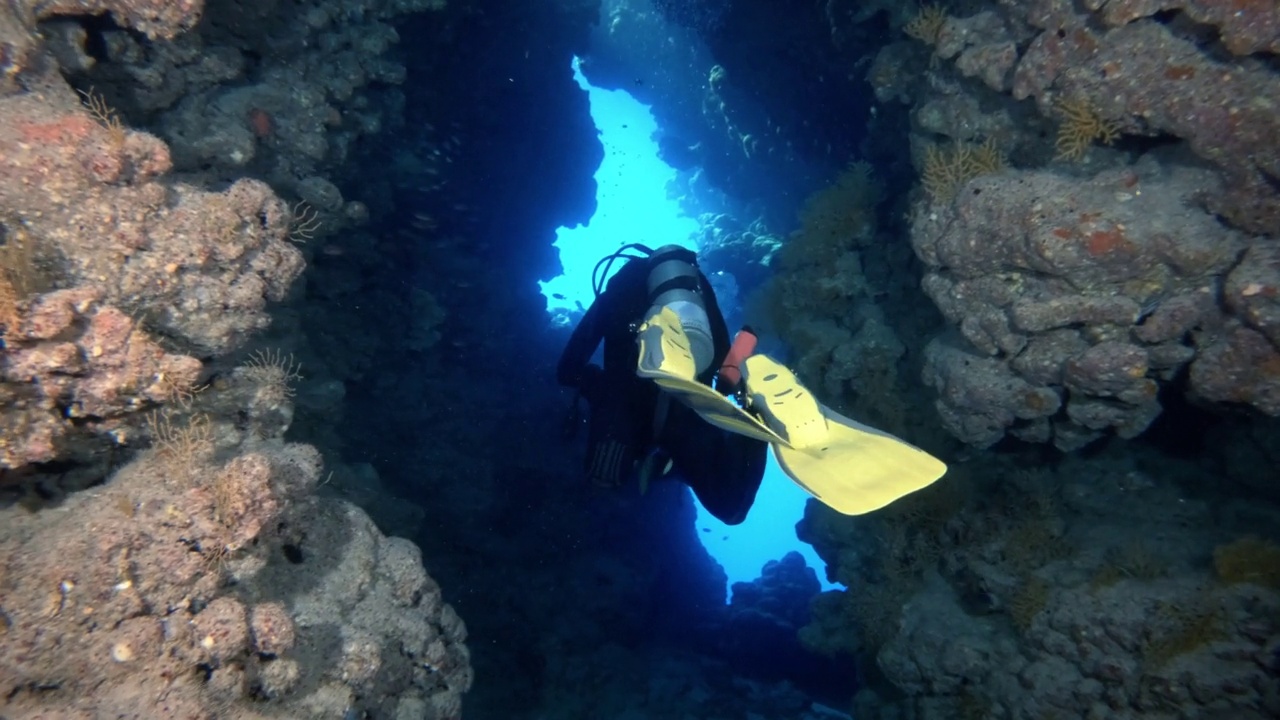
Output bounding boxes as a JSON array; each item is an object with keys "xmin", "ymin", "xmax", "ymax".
[{"xmin": 718, "ymin": 326, "xmax": 758, "ymax": 392}]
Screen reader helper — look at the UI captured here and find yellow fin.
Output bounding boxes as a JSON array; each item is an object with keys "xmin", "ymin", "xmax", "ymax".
[
  {"xmin": 636, "ymin": 307, "xmax": 790, "ymax": 446},
  {"xmin": 636, "ymin": 306, "xmax": 698, "ymax": 381},
  {"xmin": 772, "ymin": 407, "xmax": 948, "ymax": 515},
  {"xmin": 742, "ymin": 355, "xmax": 829, "ymax": 449},
  {"xmin": 743, "ymin": 357, "xmax": 946, "ymax": 514},
  {"xmin": 636, "ymin": 308, "xmax": 946, "ymax": 515}
]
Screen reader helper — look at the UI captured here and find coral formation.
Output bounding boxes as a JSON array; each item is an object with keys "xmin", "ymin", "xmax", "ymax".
[
  {"xmin": 759, "ymin": 162, "xmax": 927, "ymax": 435},
  {"xmin": 800, "ymin": 451, "xmax": 1280, "ymax": 720},
  {"xmin": 0, "ymin": 80, "xmax": 302, "ymax": 472},
  {"xmin": 775, "ymin": 0, "xmax": 1280, "ymax": 709},
  {"xmin": 1008, "ymin": 5, "xmax": 1280, "ymax": 234},
  {"xmin": 1, "ymin": 0, "xmax": 1277, "ymax": 716},
  {"xmin": 913, "ymin": 157, "xmax": 1266, "ymax": 449},
  {"xmin": 0, "ymin": 0, "xmax": 469, "ymax": 716},
  {"xmin": 694, "ymin": 213, "xmax": 782, "ymax": 296},
  {"xmin": 0, "ymin": 441, "xmax": 472, "ymax": 718},
  {"xmin": 720, "ymin": 552, "xmax": 823, "ymax": 674},
  {"xmin": 855, "ymin": 0, "xmax": 1280, "ymax": 449}
]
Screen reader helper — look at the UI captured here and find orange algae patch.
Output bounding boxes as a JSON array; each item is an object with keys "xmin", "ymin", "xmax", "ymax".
[
  {"xmin": 1086, "ymin": 227, "xmax": 1127, "ymax": 256},
  {"xmin": 248, "ymin": 108, "xmax": 273, "ymax": 138},
  {"xmin": 17, "ymin": 115, "xmax": 95, "ymax": 144}
]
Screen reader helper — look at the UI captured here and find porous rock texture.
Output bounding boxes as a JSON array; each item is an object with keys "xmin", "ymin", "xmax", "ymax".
[{"xmin": 0, "ymin": 0, "xmax": 470, "ymax": 716}]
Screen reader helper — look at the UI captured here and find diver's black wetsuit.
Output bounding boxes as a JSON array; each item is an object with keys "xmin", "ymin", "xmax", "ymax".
[{"xmin": 557, "ymin": 251, "xmax": 767, "ymax": 525}]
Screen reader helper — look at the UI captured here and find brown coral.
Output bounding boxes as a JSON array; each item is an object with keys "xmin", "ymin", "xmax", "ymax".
[
  {"xmin": 249, "ymin": 602, "xmax": 296, "ymax": 656},
  {"xmin": 192, "ymin": 596, "xmax": 250, "ymax": 665},
  {"xmin": 1097, "ymin": 0, "xmax": 1280, "ymax": 56},
  {"xmin": 209, "ymin": 453, "xmax": 278, "ymax": 548}
]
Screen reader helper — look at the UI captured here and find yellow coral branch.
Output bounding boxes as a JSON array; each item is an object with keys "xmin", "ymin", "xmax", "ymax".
[
  {"xmin": 905, "ymin": 5, "xmax": 948, "ymax": 46},
  {"xmin": 921, "ymin": 138, "xmax": 1004, "ymax": 202},
  {"xmin": 1054, "ymin": 97, "xmax": 1121, "ymax": 162}
]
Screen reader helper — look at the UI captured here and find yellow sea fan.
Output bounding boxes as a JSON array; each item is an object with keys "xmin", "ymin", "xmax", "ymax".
[
  {"xmin": 1054, "ymin": 97, "xmax": 1121, "ymax": 162},
  {"xmin": 922, "ymin": 138, "xmax": 1005, "ymax": 202},
  {"xmin": 1213, "ymin": 535, "xmax": 1280, "ymax": 588},
  {"xmin": 905, "ymin": 5, "xmax": 948, "ymax": 46},
  {"xmin": 791, "ymin": 160, "xmax": 883, "ymax": 261}
]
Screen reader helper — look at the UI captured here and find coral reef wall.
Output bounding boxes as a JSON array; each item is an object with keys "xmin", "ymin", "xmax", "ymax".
[
  {"xmin": 893, "ymin": 0, "xmax": 1280, "ymax": 452},
  {"xmin": 5, "ymin": 0, "xmax": 781, "ymax": 715},
  {"xmin": 615, "ymin": 0, "xmax": 1280, "ymax": 718},
  {"xmin": 1, "ymin": 0, "xmax": 473, "ymax": 717},
  {"xmin": 4, "ymin": 0, "xmax": 1278, "ymax": 717},
  {"xmin": 787, "ymin": 0, "xmax": 1280, "ymax": 717}
]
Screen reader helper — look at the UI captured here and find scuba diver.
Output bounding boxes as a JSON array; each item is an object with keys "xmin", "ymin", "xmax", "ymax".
[
  {"xmin": 557, "ymin": 244, "xmax": 766, "ymax": 525},
  {"xmin": 559, "ymin": 244, "xmax": 949, "ymax": 523}
]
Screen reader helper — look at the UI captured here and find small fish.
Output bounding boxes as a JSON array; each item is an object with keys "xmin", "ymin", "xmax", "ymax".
[{"xmin": 552, "ymin": 293, "xmax": 566, "ymax": 300}]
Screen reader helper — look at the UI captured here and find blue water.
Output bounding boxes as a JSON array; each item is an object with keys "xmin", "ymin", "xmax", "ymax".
[{"xmin": 540, "ymin": 59, "xmax": 699, "ymax": 313}]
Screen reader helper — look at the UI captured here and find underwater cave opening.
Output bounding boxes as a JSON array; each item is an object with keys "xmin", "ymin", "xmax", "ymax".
[{"xmin": 541, "ymin": 57, "xmax": 841, "ymax": 602}]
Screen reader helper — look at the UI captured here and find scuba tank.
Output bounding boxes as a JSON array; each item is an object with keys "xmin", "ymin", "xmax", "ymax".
[
  {"xmin": 643, "ymin": 244, "xmax": 714, "ymax": 376},
  {"xmin": 591, "ymin": 243, "xmax": 715, "ymax": 376}
]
